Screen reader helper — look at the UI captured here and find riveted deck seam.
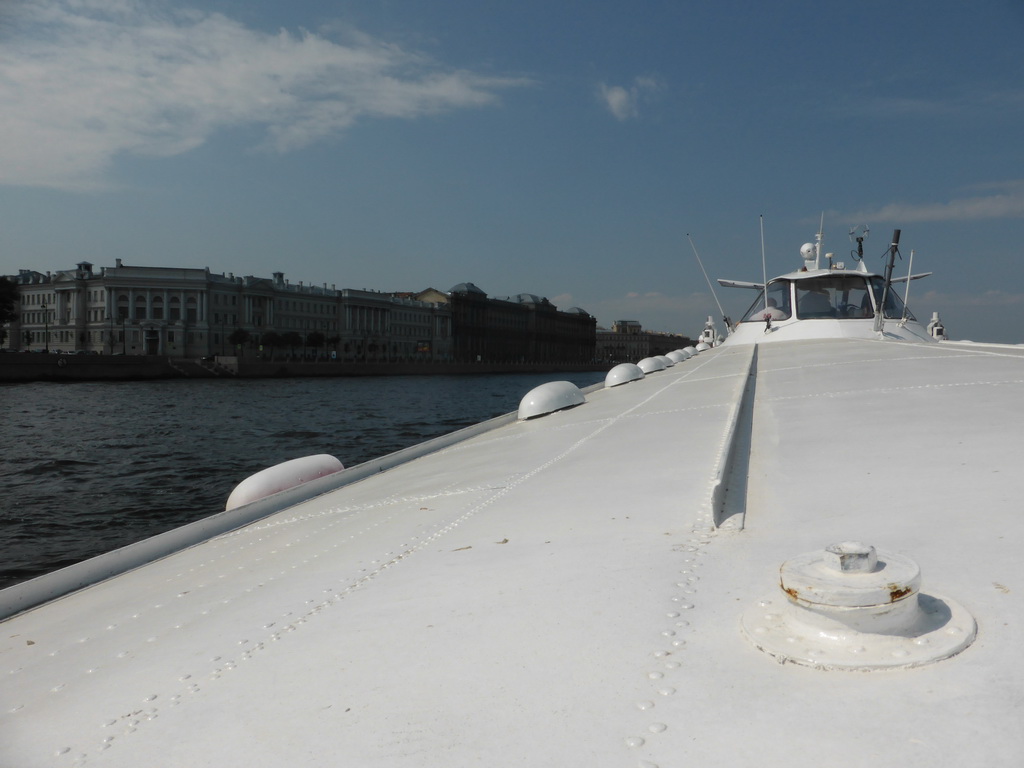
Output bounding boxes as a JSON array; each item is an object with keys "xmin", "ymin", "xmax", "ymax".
[
  {"xmin": 615, "ymin": 348, "xmax": 754, "ymax": 761},
  {"xmin": 624, "ymin": 505, "xmax": 718, "ymax": 762},
  {"xmin": 217, "ymin": 483, "xmax": 509, "ymax": 537}
]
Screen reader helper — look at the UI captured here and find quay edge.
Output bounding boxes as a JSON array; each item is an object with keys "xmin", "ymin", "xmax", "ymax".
[{"xmin": 0, "ymin": 354, "xmax": 608, "ymax": 383}]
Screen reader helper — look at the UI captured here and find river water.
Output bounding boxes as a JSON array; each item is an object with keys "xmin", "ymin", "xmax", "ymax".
[{"xmin": 1, "ymin": 371, "xmax": 604, "ymax": 589}]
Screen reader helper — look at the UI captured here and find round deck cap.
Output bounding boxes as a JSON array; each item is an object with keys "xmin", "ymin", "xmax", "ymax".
[
  {"xmin": 605, "ymin": 363, "xmax": 644, "ymax": 388},
  {"xmin": 780, "ymin": 543, "xmax": 921, "ymax": 608},
  {"xmin": 517, "ymin": 381, "xmax": 585, "ymax": 420},
  {"xmin": 742, "ymin": 541, "xmax": 976, "ymax": 670},
  {"xmin": 637, "ymin": 357, "xmax": 665, "ymax": 373}
]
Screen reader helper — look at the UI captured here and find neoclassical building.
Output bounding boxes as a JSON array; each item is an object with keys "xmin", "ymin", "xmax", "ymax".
[
  {"xmin": 595, "ymin": 320, "xmax": 693, "ymax": 363},
  {"xmin": 4, "ymin": 262, "xmax": 598, "ymax": 365},
  {"xmin": 3, "ymin": 261, "xmax": 452, "ymax": 361}
]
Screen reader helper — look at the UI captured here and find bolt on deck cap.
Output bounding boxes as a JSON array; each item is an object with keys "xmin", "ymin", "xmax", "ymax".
[{"xmin": 823, "ymin": 541, "xmax": 877, "ymax": 573}]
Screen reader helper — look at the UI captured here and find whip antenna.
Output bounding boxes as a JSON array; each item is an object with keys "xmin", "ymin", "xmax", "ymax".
[
  {"xmin": 760, "ymin": 215, "xmax": 768, "ymax": 313},
  {"xmin": 687, "ymin": 233, "xmax": 730, "ymax": 331}
]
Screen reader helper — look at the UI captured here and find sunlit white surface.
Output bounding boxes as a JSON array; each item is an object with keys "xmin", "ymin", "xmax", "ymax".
[
  {"xmin": 225, "ymin": 454, "xmax": 344, "ymax": 511},
  {"xmin": 516, "ymin": 380, "xmax": 586, "ymax": 419},
  {"xmin": 604, "ymin": 362, "xmax": 644, "ymax": 388},
  {"xmin": 636, "ymin": 356, "xmax": 665, "ymax": 373},
  {"xmin": 3, "ymin": 339, "xmax": 1023, "ymax": 766}
]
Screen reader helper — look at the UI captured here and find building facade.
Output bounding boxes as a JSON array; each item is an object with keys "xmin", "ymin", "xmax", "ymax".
[
  {"xmin": 338, "ymin": 289, "xmax": 452, "ymax": 362},
  {"xmin": 3, "ymin": 263, "xmax": 601, "ymax": 365},
  {"xmin": 440, "ymin": 283, "xmax": 596, "ymax": 364},
  {"xmin": 2, "ymin": 262, "xmax": 452, "ymax": 361},
  {"xmin": 596, "ymin": 320, "xmax": 693, "ymax": 363},
  {"xmin": 596, "ymin": 320, "xmax": 647, "ymax": 363}
]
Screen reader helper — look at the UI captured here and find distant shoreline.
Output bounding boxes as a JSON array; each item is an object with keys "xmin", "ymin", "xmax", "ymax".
[{"xmin": 0, "ymin": 353, "xmax": 608, "ymax": 383}]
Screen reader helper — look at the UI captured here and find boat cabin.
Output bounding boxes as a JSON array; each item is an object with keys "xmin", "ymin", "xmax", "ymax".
[
  {"xmin": 738, "ymin": 270, "xmax": 912, "ymax": 324},
  {"xmin": 718, "ymin": 230, "xmax": 936, "ymax": 345}
]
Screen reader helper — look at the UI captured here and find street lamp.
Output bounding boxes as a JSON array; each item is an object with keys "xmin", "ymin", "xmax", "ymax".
[{"xmin": 41, "ymin": 302, "xmax": 49, "ymax": 353}]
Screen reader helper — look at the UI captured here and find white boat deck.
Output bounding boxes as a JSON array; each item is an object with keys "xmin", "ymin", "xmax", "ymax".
[{"xmin": 2, "ymin": 338, "xmax": 1023, "ymax": 766}]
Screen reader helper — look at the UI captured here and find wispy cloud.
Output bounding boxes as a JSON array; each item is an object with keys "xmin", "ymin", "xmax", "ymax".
[
  {"xmin": 834, "ymin": 181, "xmax": 1024, "ymax": 223},
  {"xmin": 0, "ymin": 0, "xmax": 530, "ymax": 191},
  {"xmin": 597, "ymin": 76, "xmax": 662, "ymax": 121},
  {"xmin": 919, "ymin": 288, "xmax": 1024, "ymax": 310},
  {"xmin": 842, "ymin": 84, "xmax": 1024, "ymax": 121}
]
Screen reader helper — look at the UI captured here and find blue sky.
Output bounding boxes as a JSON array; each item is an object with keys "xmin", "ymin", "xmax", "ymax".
[{"xmin": 1, "ymin": 0, "xmax": 1022, "ymax": 341}]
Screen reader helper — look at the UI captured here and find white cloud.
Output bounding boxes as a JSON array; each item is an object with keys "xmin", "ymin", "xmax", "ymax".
[
  {"xmin": 549, "ymin": 292, "xmax": 574, "ymax": 308},
  {"xmin": 0, "ymin": 1, "xmax": 530, "ymax": 190},
  {"xmin": 597, "ymin": 76, "xmax": 662, "ymax": 121},
  {"xmin": 855, "ymin": 87, "xmax": 1024, "ymax": 119},
  {"xmin": 835, "ymin": 180, "xmax": 1024, "ymax": 223}
]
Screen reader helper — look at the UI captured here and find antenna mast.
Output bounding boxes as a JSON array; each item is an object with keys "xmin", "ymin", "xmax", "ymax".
[
  {"xmin": 814, "ymin": 212, "xmax": 825, "ymax": 270},
  {"xmin": 849, "ymin": 225, "xmax": 869, "ymax": 262},
  {"xmin": 874, "ymin": 229, "xmax": 901, "ymax": 333},
  {"xmin": 760, "ymin": 215, "xmax": 768, "ymax": 313}
]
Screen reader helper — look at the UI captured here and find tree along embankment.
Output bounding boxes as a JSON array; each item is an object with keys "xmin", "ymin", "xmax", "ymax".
[
  {"xmin": 232, "ymin": 359, "xmax": 605, "ymax": 378},
  {"xmin": 0, "ymin": 354, "xmax": 177, "ymax": 382},
  {"xmin": 0, "ymin": 354, "xmax": 606, "ymax": 382}
]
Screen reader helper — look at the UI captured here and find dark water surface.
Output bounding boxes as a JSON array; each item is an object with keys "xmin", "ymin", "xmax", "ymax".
[{"xmin": 1, "ymin": 372, "xmax": 603, "ymax": 589}]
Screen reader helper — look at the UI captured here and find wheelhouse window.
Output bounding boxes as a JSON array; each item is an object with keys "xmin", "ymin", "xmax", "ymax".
[
  {"xmin": 869, "ymin": 277, "xmax": 915, "ymax": 320},
  {"xmin": 794, "ymin": 275, "xmax": 874, "ymax": 319},
  {"xmin": 741, "ymin": 280, "xmax": 793, "ymax": 322}
]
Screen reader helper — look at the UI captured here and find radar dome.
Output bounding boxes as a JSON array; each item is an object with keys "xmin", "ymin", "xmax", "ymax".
[{"xmin": 800, "ymin": 243, "xmax": 815, "ymax": 260}]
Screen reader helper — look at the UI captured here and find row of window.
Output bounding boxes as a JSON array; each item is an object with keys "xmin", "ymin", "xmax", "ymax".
[
  {"xmin": 22, "ymin": 293, "xmax": 52, "ymax": 305},
  {"xmin": 15, "ymin": 291, "xmax": 444, "ymax": 331}
]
